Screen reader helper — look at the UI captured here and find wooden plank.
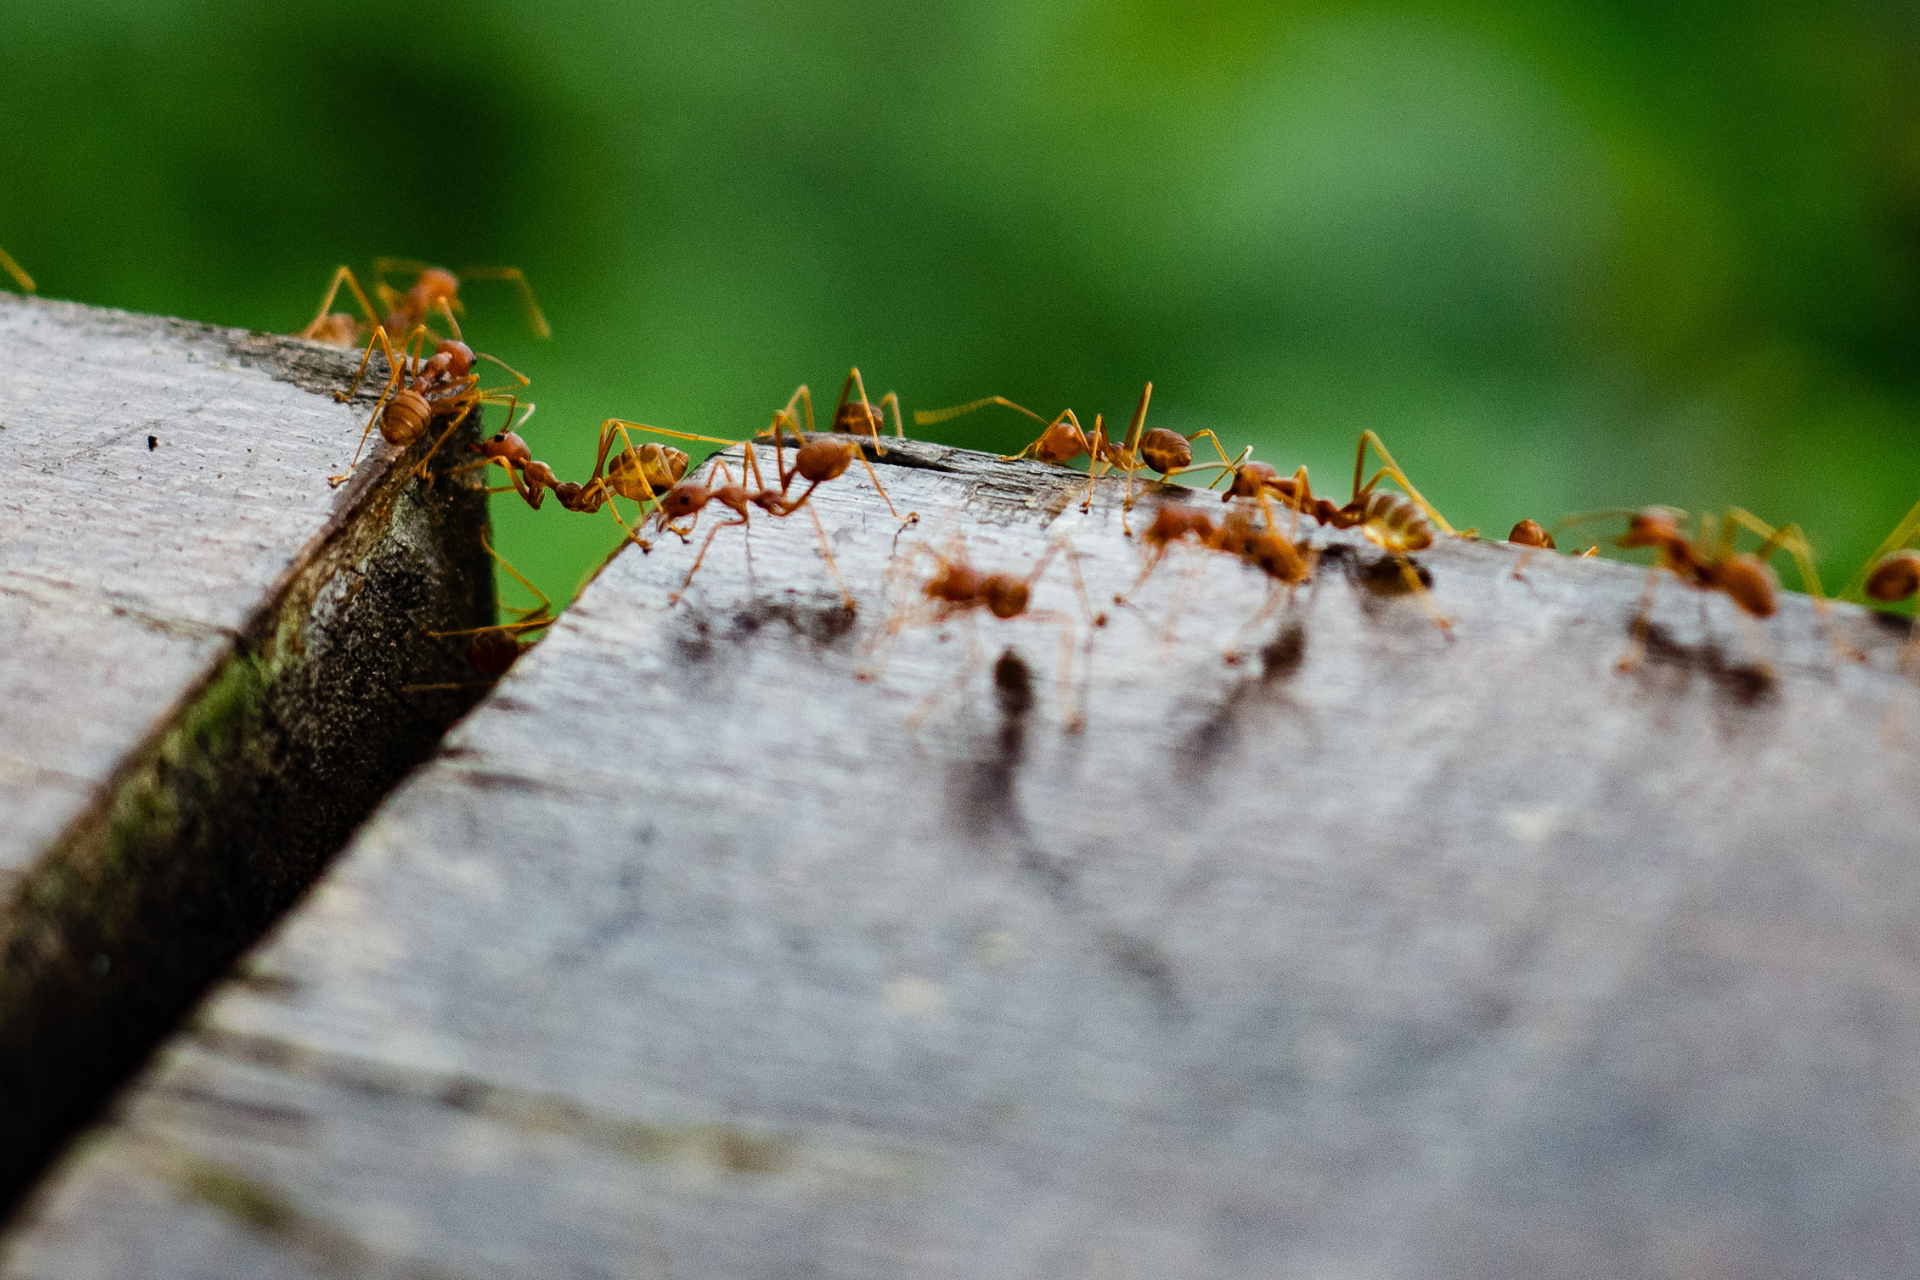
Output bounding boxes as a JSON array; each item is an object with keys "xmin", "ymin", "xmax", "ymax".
[
  {"xmin": 8, "ymin": 434, "xmax": 1920, "ymax": 1278},
  {"xmin": 0, "ymin": 297, "xmax": 495, "ymax": 1210}
]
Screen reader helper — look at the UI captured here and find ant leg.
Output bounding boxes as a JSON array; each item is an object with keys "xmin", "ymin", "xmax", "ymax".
[
  {"xmin": 1728, "ymin": 510, "xmax": 1866, "ymax": 663},
  {"xmin": 1353, "ymin": 430, "xmax": 1455, "ymax": 535},
  {"xmin": 1618, "ymin": 565, "xmax": 1664, "ymax": 672},
  {"xmin": 878, "ymin": 392, "xmax": 906, "ymax": 438},
  {"xmin": 783, "ymin": 384, "xmax": 817, "ymax": 434},
  {"xmin": 907, "ymin": 616, "xmax": 988, "ymax": 730},
  {"xmin": 0, "ymin": 245, "xmax": 35, "ymax": 293},
  {"xmin": 802, "ymin": 501, "xmax": 857, "ymax": 611},
  {"xmin": 844, "ymin": 369, "xmax": 890, "ymax": 457},
  {"xmin": 302, "ymin": 266, "xmax": 379, "ymax": 337},
  {"xmin": 668, "ymin": 515, "xmax": 749, "ymax": 606},
  {"xmin": 1392, "ymin": 554, "xmax": 1455, "ymax": 639},
  {"xmin": 913, "ymin": 396, "xmax": 1049, "ymax": 431},
  {"xmin": 327, "ymin": 342, "xmax": 414, "ymax": 487},
  {"xmin": 1205, "ymin": 445, "xmax": 1256, "ymax": 492},
  {"xmin": 1223, "ymin": 583, "xmax": 1286, "ymax": 664},
  {"xmin": 457, "ymin": 265, "xmax": 552, "ymax": 339},
  {"xmin": 1842, "ymin": 497, "xmax": 1920, "ymax": 601},
  {"xmin": 848, "ymin": 448, "xmax": 916, "ymax": 525},
  {"xmin": 475, "ymin": 351, "xmax": 530, "ymax": 386}
]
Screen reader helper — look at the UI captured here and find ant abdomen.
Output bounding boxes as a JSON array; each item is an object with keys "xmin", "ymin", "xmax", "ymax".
[
  {"xmin": 380, "ymin": 388, "xmax": 433, "ymax": 446},
  {"xmin": 466, "ymin": 631, "xmax": 523, "ymax": 677},
  {"xmin": 1137, "ymin": 427, "xmax": 1192, "ymax": 475},
  {"xmin": 1509, "ymin": 519, "xmax": 1555, "ymax": 548},
  {"xmin": 1718, "ymin": 554, "xmax": 1778, "ymax": 617},
  {"xmin": 1866, "ymin": 550, "xmax": 1920, "ymax": 603},
  {"xmin": 1354, "ymin": 490, "xmax": 1433, "ymax": 553}
]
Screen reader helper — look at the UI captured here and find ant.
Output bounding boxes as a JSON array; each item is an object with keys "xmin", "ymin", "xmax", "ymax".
[
  {"xmin": 1121, "ymin": 502, "xmax": 1316, "ymax": 659},
  {"xmin": 1838, "ymin": 498, "xmax": 1920, "ymax": 666},
  {"xmin": 424, "ymin": 535, "xmax": 554, "ymax": 679},
  {"xmin": 466, "ymin": 421, "xmax": 739, "ymax": 553},
  {"xmin": 1209, "ymin": 432, "xmax": 1453, "ymax": 635},
  {"xmin": 1508, "ymin": 519, "xmax": 1554, "ymax": 549},
  {"xmin": 914, "ymin": 382, "xmax": 1237, "ymax": 530},
  {"xmin": 327, "ymin": 316, "xmax": 531, "ymax": 487},
  {"xmin": 861, "ymin": 535, "xmax": 1095, "ymax": 730},
  {"xmin": 0, "ymin": 247, "xmax": 32, "ymax": 294},
  {"xmin": 1563, "ymin": 506, "xmax": 1849, "ymax": 672},
  {"xmin": 298, "ymin": 259, "xmax": 549, "ymax": 348},
  {"xmin": 774, "ymin": 367, "xmax": 906, "ymax": 446}
]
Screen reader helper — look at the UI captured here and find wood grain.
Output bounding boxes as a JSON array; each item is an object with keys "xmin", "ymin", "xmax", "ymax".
[
  {"xmin": 10, "ymin": 434, "xmax": 1920, "ymax": 1278},
  {"xmin": 0, "ymin": 296, "xmax": 495, "ymax": 1211}
]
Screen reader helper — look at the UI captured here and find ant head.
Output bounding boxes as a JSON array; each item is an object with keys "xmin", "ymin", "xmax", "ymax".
[
  {"xmin": 659, "ymin": 482, "xmax": 708, "ymax": 520},
  {"xmin": 434, "ymin": 339, "xmax": 475, "ymax": 377},
  {"xmin": 1866, "ymin": 550, "xmax": 1920, "ymax": 603},
  {"xmin": 985, "ymin": 575, "xmax": 1030, "ymax": 619},
  {"xmin": 1618, "ymin": 507, "xmax": 1683, "ymax": 549},
  {"xmin": 1719, "ymin": 553, "xmax": 1778, "ymax": 617},
  {"xmin": 1226, "ymin": 461, "xmax": 1278, "ymax": 500},
  {"xmin": 1508, "ymin": 519, "xmax": 1555, "ymax": 549},
  {"xmin": 795, "ymin": 437, "xmax": 856, "ymax": 484},
  {"xmin": 1137, "ymin": 427, "xmax": 1192, "ymax": 476},
  {"xmin": 466, "ymin": 632, "xmax": 522, "ymax": 677}
]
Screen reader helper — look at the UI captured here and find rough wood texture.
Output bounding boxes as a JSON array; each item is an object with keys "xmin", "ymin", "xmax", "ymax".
[
  {"xmin": 0, "ymin": 296, "xmax": 495, "ymax": 1211},
  {"xmin": 9, "ymin": 435, "xmax": 1920, "ymax": 1278}
]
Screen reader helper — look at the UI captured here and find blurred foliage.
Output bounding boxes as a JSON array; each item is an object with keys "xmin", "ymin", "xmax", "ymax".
[{"xmin": 5, "ymin": 0, "xmax": 1920, "ymax": 607}]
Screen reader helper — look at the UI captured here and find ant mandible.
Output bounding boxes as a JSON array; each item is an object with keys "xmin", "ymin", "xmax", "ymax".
[
  {"xmin": 298, "ymin": 259, "xmax": 550, "ymax": 347},
  {"xmin": 0, "ymin": 247, "xmax": 32, "ymax": 295}
]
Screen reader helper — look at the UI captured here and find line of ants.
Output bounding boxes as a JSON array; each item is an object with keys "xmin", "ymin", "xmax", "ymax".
[{"xmin": 264, "ymin": 259, "xmax": 1920, "ymax": 707}]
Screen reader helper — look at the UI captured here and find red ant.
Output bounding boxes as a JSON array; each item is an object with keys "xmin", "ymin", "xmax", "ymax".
[
  {"xmin": 862, "ymin": 535, "xmax": 1095, "ymax": 730},
  {"xmin": 463, "ymin": 420, "xmax": 742, "ymax": 552},
  {"xmin": 775, "ymin": 368, "xmax": 906, "ymax": 445},
  {"xmin": 1561, "ymin": 506, "xmax": 1849, "ymax": 672},
  {"xmin": 1123, "ymin": 502, "xmax": 1317, "ymax": 659},
  {"xmin": 914, "ymin": 382, "xmax": 1237, "ymax": 530},
  {"xmin": 0, "ymin": 247, "xmax": 32, "ymax": 295},
  {"xmin": 1208, "ymin": 432, "xmax": 1453, "ymax": 635},
  {"xmin": 327, "ymin": 316, "xmax": 531, "ymax": 487},
  {"xmin": 298, "ymin": 259, "xmax": 550, "ymax": 348},
  {"xmin": 645, "ymin": 387, "xmax": 922, "ymax": 607}
]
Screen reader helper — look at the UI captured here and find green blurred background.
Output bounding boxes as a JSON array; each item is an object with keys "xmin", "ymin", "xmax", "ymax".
[{"xmin": 5, "ymin": 0, "xmax": 1920, "ymax": 608}]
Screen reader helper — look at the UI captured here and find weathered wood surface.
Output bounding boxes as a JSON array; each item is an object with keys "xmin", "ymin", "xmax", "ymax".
[
  {"xmin": 10, "ymin": 435, "xmax": 1920, "ymax": 1278},
  {"xmin": 0, "ymin": 297, "xmax": 494, "ymax": 1209}
]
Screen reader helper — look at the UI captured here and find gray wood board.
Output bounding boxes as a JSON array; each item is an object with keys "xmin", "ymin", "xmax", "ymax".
[
  {"xmin": 0, "ymin": 295, "xmax": 407, "ymax": 877},
  {"xmin": 11, "ymin": 438, "xmax": 1920, "ymax": 1279},
  {"xmin": 0, "ymin": 296, "xmax": 495, "ymax": 1209}
]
